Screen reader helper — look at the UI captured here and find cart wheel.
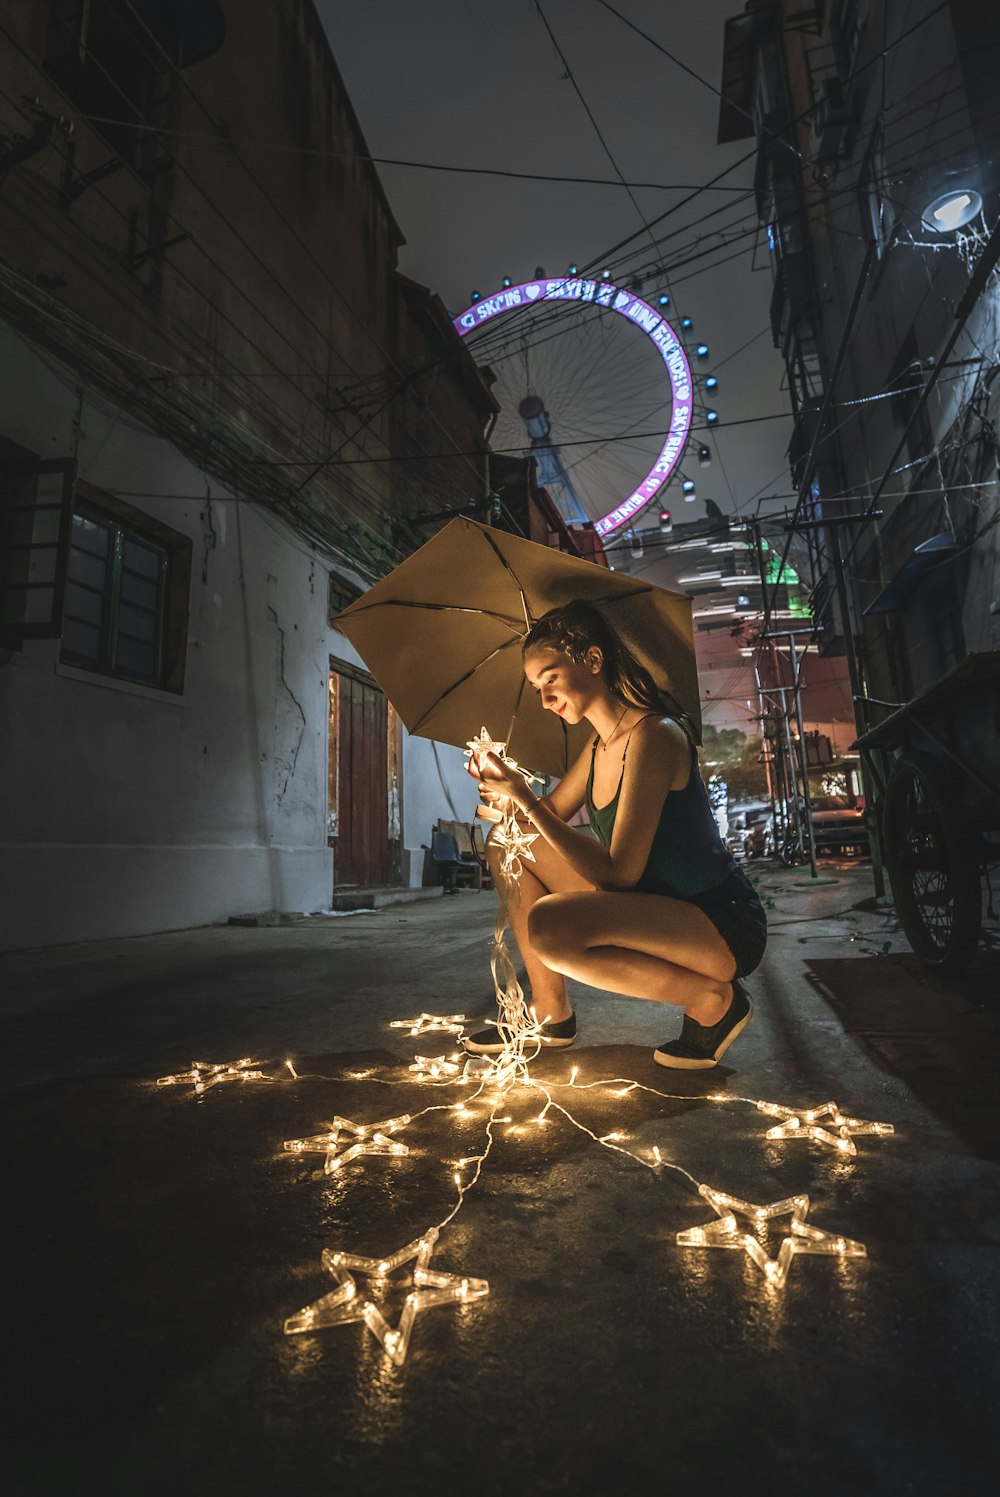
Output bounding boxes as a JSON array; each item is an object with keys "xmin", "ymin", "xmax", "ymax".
[{"xmin": 881, "ymin": 751, "xmax": 981, "ymax": 973}]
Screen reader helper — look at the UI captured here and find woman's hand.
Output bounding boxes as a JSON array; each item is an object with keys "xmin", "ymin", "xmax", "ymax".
[{"xmin": 475, "ymin": 751, "xmax": 536, "ymax": 815}]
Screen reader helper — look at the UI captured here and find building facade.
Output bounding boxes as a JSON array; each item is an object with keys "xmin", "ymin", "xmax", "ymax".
[
  {"xmin": 0, "ymin": 0, "xmax": 493, "ymax": 947},
  {"xmin": 718, "ymin": 0, "xmax": 1000, "ymax": 719}
]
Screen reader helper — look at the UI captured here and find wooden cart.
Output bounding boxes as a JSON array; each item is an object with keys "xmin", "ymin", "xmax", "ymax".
[{"xmin": 854, "ymin": 652, "xmax": 1000, "ymax": 973}]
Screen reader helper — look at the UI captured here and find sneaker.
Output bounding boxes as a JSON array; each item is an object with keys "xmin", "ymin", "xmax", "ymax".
[
  {"xmin": 463, "ymin": 1012, "xmax": 577, "ymax": 1055},
  {"xmin": 653, "ymin": 983, "xmax": 753, "ymax": 1070}
]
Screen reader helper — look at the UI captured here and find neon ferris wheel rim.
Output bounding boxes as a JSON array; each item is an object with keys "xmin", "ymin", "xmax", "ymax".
[{"xmin": 453, "ymin": 277, "xmax": 693, "ymax": 539}]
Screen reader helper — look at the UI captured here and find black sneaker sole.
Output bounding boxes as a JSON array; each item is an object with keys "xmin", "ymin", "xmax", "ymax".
[
  {"xmin": 653, "ymin": 1001, "xmax": 753, "ymax": 1070},
  {"xmin": 463, "ymin": 1022, "xmax": 576, "ymax": 1055}
]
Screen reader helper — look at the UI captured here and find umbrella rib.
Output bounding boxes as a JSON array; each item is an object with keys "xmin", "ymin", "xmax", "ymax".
[
  {"xmin": 337, "ymin": 599, "xmax": 526, "ymax": 630},
  {"xmin": 480, "ymin": 528, "xmax": 534, "ymax": 632},
  {"xmin": 410, "ymin": 634, "xmax": 525, "ymax": 736}
]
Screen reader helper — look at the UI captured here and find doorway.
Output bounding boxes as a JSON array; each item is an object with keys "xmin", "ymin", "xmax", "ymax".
[{"xmin": 329, "ymin": 659, "xmax": 395, "ymax": 889}]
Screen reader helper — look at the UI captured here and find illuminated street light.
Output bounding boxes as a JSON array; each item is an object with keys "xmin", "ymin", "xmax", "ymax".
[{"xmin": 921, "ymin": 188, "xmax": 982, "ymax": 232}]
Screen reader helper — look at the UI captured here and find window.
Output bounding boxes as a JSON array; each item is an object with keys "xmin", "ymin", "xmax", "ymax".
[
  {"xmin": 0, "ymin": 443, "xmax": 75, "ymax": 641},
  {"xmin": 58, "ymin": 490, "xmax": 190, "ymax": 692}
]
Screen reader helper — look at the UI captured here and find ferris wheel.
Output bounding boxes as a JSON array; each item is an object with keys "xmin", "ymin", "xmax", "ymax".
[{"xmin": 453, "ymin": 269, "xmax": 719, "ymax": 540}]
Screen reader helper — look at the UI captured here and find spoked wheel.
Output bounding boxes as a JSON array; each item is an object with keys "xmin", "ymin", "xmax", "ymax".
[{"xmin": 881, "ymin": 752, "xmax": 981, "ymax": 973}]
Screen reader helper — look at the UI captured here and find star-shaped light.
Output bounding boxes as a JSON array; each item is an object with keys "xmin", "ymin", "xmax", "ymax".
[
  {"xmin": 490, "ymin": 815, "xmax": 539, "ymax": 878},
  {"xmin": 756, "ymin": 1099, "xmax": 895, "ymax": 1155},
  {"xmin": 283, "ymin": 1113, "xmax": 411, "ymax": 1174},
  {"xmin": 283, "ymin": 1226, "xmax": 489, "ymax": 1365},
  {"xmin": 465, "ymin": 726, "xmax": 507, "ymax": 770},
  {"xmin": 156, "ymin": 1057, "xmax": 267, "ymax": 1094},
  {"xmin": 389, "ymin": 1012, "xmax": 470, "ymax": 1036},
  {"xmin": 409, "ymin": 1054, "xmax": 463, "ymax": 1079},
  {"xmin": 676, "ymin": 1184, "xmax": 867, "ymax": 1288}
]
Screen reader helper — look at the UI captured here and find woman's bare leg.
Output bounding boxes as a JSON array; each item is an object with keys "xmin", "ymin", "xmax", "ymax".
[
  {"xmin": 528, "ymin": 891, "xmax": 737, "ymax": 1026},
  {"xmin": 488, "ymin": 831, "xmax": 595, "ymax": 1024}
]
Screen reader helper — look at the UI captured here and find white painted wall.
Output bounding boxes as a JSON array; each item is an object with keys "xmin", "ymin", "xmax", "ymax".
[{"xmin": 0, "ymin": 324, "xmax": 474, "ymax": 948}]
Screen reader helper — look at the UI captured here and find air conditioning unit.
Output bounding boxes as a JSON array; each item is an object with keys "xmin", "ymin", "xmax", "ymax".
[{"xmin": 810, "ymin": 76, "xmax": 853, "ymax": 161}]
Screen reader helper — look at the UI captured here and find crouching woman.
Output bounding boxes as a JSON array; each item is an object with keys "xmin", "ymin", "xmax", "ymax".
[{"xmin": 464, "ymin": 601, "xmax": 767, "ymax": 1069}]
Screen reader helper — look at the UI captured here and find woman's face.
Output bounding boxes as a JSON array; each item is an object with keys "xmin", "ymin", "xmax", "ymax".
[{"xmin": 523, "ymin": 643, "xmax": 602, "ymax": 724}]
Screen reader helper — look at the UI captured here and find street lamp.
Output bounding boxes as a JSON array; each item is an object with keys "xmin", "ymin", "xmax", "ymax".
[{"xmin": 921, "ymin": 188, "xmax": 982, "ymax": 232}]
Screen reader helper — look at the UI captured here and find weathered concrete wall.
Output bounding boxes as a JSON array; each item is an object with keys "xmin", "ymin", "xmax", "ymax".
[{"xmin": 0, "ymin": 324, "xmax": 338, "ymax": 948}]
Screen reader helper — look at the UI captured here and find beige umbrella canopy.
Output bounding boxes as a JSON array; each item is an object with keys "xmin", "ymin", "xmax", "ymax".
[{"xmin": 335, "ymin": 518, "xmax": 699, "ymax": 779}]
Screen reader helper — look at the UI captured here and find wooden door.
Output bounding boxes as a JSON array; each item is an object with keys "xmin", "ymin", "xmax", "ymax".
[{"xmin": 329, "ymin": 661, "xmax": 390, "ymax": 888}]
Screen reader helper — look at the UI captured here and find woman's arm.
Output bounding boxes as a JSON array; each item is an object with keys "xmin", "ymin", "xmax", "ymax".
[{"xmin": 481, "ymin": 718, "xmax": 690, "ymax": 889}]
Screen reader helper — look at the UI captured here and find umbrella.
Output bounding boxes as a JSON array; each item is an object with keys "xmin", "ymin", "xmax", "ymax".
[{"xmin": 335, "ymin": 518, "xmax": 699, "ymax": 779}]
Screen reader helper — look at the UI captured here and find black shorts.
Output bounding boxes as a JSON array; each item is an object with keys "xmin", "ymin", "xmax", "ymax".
[{"xmin": 685, "ymin": 865, "xmax": 767, "ymax": 978}]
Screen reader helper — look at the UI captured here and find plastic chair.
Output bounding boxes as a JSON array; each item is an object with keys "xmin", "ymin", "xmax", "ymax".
[{"xmin": 430, "ymin": 830, "xmax": 479, "ymax": 894}]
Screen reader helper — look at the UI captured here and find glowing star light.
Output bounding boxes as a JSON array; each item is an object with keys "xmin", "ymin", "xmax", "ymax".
[
  {"xmin": 489, "ymin": 816, "xmax": 539, "ymax": 878},
  {"xmin": 756, "ymin": 1099, "xmax": 895, "ymax": 1156},
  {"xmin": 389, "ymin": 1013, "xmax": 470, "ymax": 1037},
  {"xmin": 156, "ymin": 1057, "xmax": 267, "ymax": 1094},
  {"xmin": 283, "ymin": 1226, "xmax": 489, "ymax": 1366},
  {"xmin": 283, "ymin": 1114, "xmax": 411, "ymax": 1174},
  {"xmin": 465, "ymin": 726, "xmax": 507, "ymax": 769},
  {"xmin": 677, "ymin": 1186, "xmax": 867, "ymax": 1289}
]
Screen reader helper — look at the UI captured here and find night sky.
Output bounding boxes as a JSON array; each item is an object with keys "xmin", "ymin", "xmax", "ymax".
[{"xmin": 323, "ymin": 0, "xmax": 801, "ymax": 727}]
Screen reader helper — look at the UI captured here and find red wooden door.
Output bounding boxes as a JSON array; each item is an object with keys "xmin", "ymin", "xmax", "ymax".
[{"xmin": 330, "ymin": 662, "xmax": 390, "ymax": 888}]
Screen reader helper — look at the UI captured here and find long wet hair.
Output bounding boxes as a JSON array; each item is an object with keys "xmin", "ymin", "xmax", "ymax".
[{"xmin": 522, "ymin": 601, "xmax": 693, "ymax": 736}]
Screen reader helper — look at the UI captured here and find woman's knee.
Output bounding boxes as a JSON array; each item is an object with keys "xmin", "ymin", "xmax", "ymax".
[{"xmin": 528, "ymin": 893, "xmax": 586, "ymax": 958}]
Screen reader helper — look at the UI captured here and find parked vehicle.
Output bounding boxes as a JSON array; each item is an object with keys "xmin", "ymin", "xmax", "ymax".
[
  {"xmin": 807, "ymin": 795, "xmax": 870, "ymax": 858},
  {"xmin": 726, "ymin": 803, "xmax": 771, "ymax": 860}
]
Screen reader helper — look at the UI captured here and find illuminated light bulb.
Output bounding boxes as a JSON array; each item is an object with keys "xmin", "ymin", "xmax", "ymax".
[
  {"xmin": 652, "ymin": 1146, "xmax": 662, "ymax": 1164},
  {"xmin": 757, "ymin": 1099, "xmax": 894, "ymax": 1154},
  {"xmin": 285, "ymin": 1059, "xmax": 299, "ymax": 1079},
  {"xmin": 156, "ymin": 1057, "xmax": 267, "ymax": 1093},
  {"xmin": 677, "ymin": 1186, "xmax": 866, "ymax": 1289},
  {"xmin": 287, "ymin": 1229, "xmax": 489, "ymax": 1367},
  {"xmin": 389, "ymin": 1013, "xmax": 469, "ymax": 1036},
  {"xmin": 570, "ymin": 1067, "xmax": 579, "ymax": 1086},
  {"xmin": 453, "ymin": 1172, "xmax": 462, "ymax": 1188},
  {"xmin": 705, "ymin": 410, "xmax": 719, "ymax": 424},
  {"xmin": 658, "ymin": 293, "xmax": 670, "ymax": 306}
]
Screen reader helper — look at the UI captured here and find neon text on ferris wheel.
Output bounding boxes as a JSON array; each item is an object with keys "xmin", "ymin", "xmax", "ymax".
[{"xmin": 453, "ymin": 279, "xmax": 693, "ymax": 537}]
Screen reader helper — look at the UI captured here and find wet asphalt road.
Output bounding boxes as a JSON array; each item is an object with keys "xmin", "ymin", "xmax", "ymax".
[{"xmin": 3, "ymin": 864, "xmax": 999, "ymax": 1496}]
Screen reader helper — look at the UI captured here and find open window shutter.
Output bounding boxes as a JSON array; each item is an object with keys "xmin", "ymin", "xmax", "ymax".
[{"xmin": 0, "ymin": 458, "xmax": 77, "ymax": 640}]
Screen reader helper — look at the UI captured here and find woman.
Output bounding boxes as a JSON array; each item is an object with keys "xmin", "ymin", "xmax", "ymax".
[{"xmin": 464, "ymin": 601, "xmax": 766, "ymax": 1069}]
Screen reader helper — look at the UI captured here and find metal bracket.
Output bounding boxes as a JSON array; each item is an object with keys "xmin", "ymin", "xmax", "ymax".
[
  {"xmin": 61, "ymin": 145, "xmax": 124, "ymax": 208},
  {"xmin": 128, "ymin": 230, "xmax": 192, "ymax": 271}
]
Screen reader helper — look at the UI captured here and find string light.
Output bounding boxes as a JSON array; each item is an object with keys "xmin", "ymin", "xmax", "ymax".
[
  {"xmin": 283, "ymin": 1114, "xmax": 412, "ymax": 1174},
  {"xmin": 755, "ymin": 1099, "xmax": 895, "ymax": 1155},
  {"xmin": 677, "ymin": 1186, "xmax": 867, "ymax": 1288},
  {"xmin": 154, "ymin": 719, "xmax": 891, "ymax": 1376},
  {"xmin": 284, "ymin": 1226, "xmax": 489, "ymax": 1365},
  {"xmin": 389, "ymin": 1013, "xmax": 470, "ymax": 1036},
  {"xmin": 155, "ymin": 1057, "xmax": 268, "ymax": 1094}
]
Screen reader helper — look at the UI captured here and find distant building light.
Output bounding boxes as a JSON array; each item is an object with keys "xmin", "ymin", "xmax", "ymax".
[
  {"xmin": 737, "ymin": 594, "xmax": 750, "ymax": 607},
  {"xmin": 922, "ymin": 188, "xmax": 982, "ymax": 232}
]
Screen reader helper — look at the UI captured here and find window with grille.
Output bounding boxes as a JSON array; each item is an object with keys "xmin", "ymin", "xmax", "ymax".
[
  {"xmin": 61, "ymin": 506, "xmax": 170, "ymax": 686},
  {"xmin": 1, "ymin": 442, "xmax": 191, "ymax": 691}
]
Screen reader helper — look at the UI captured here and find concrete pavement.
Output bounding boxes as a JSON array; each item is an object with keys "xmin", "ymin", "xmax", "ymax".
[{"xmin": 3, "ymin": 864, "xmax": 999, "ymax": 1495}]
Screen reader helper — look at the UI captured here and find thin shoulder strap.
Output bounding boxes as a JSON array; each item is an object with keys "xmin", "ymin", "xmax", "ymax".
[{"xmin": 620, "ymin": 711, "xmax": 662, "ymax": 763}]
